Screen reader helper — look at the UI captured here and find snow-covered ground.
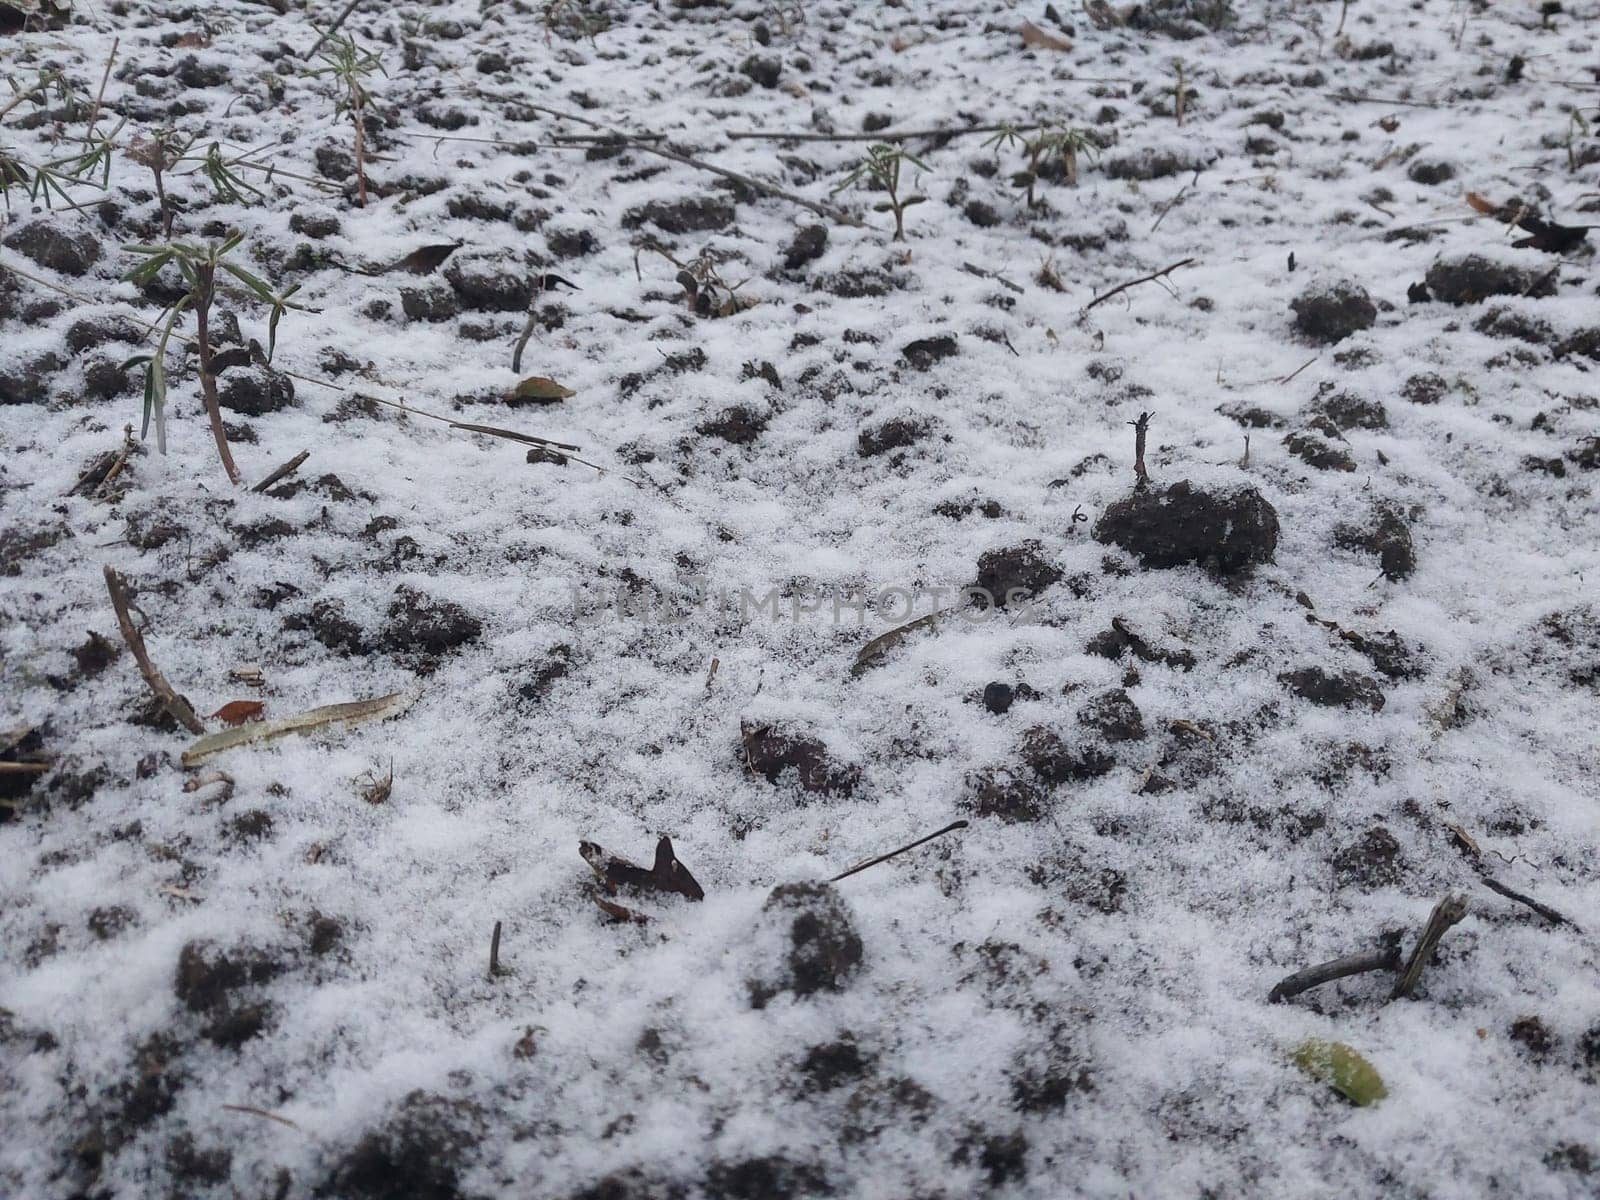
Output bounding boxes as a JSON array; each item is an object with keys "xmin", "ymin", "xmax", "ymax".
[{"xmin": 3, "ymin": 0, "xmax": 1599, "ymax": 1196}]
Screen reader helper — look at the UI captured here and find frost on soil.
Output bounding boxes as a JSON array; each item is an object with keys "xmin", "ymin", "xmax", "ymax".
[{"xmin": 2, "ymin": 1, "xmax": 1599, "ymax": 1198}]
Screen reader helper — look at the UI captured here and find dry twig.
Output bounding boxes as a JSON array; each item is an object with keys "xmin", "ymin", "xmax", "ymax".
[{"xmin": 103, "ymin": 566, "xmax": 204, "ymax": 735}]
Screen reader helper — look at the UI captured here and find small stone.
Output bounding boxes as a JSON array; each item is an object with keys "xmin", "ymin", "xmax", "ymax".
[
  {"xmin": 740, "ymin": 54, "xmax": 781, "ymax": 88},
  {"xmin": 1407, "ymin": 159, "xmax": 1456, "ymax": 185},
  {"xmin": 400, "ymin": 284, "xmax": 458, "ymax": 323},
  {"xmin": 983, "ymin": 683, "xmax": 1014, "ymax": 714},
  {"xmin": 444, "ymin": 257, "xmax": 533, "ymax": 311}
]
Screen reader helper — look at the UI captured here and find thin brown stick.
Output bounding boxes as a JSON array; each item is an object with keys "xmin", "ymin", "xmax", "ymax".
[
  {"xmin": 516, "ymin": 101, "xmax": 862, "ymax": 227},
  {"xmin": 489, "ymin": 919, "xmax": 504, "ymax": 978},
  {"xmin": 1268, "ymin": 946, "xmax": 1401, "ymax": 1003},
  {"xmin": 1391, "ymin": 893, "xmax": 1468, "ymax": 1000},
  {"xmin": 221, "ymin": 1104, "xmax": 302, "ymax": 1131},
  {"xmin": 830, "ymin": 821, "xmax": 968, "ymax": 883},
  {"xmin": 85, "ymin": 38, "xmax": 119, "ymax": 142},
  {"xmin": 251, "ymin": 450, "xmax": 309, "ymax": 494},
  {"xmin": 1480, "ymin": 875, "xmax": 1579, "ymax": 931},
  {"xmin": 0, "ymin": 762, "xmax": 51, "ymax": 775},
  {"xmin": 1150, "ymin": 183, "xmax": 1190, "ymax": 233},
  {"xmin": 193, "ymin": 277, "xmax": 242, "ymax": 485},
  {"xmin": 103, "ymin": 566, "xmax": 204, "ymax": 735},
  {"xmin": 727, "ymin": 123, "xmax": 1047, "ymax": 143},
  {"xmin": 1130, "ymin": 411, "xmax": 1152, "ymax": 487},
  {"xmin": 1327, "ymin": 91, "xmax": 1440, "ymax": 109},
  {"xmin": 1084, "ymin": 258, "xmax": 1197, "ymax": 313},
  {"xmin": 96, "ymin": 424, "xmax": 136, "ymax": 497},
  {"xmin": 307, "ymin": 0, "xmax": 366, "ymax": 59}
]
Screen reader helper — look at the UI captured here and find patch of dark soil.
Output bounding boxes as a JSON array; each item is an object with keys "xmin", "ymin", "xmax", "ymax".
[
  {"xmin": 315, "ymin": 1091, "xmax": 485, "ymax": 1200},
  {"xmin": 1094, "ymin": 481, "xmax": 1278, "ymax": 571},
  {"xmin": 971, "ymin": 542, "xmax": 1061, "ymax": 607},
  {"xmin": 381, "ymin": 587, "xmax": 482, "ymax": 670},
  {"xmin": 622, "ymin": 196, "xmax": 736, "ymax": 235},
  {"xmin": 1330, "ymin": 826, "xmax": 1402, "ymax": 890},
  {"xmin": 1334, "ymin": 502, "xmax": 1416, "ymax": 580},
  {"xmin": 749, "ymin": 882, "xmax": 863, "ymax": 1007},
  {"xmin": 1424, "ymin": 254, "xmax": 1556, "ymax": 305},
  {"xmin": 1290, "ymin": 280, "xmax": 1376, "ymax": 343},
  {"xmin": 741, "ymin": 724, "xmax": 859, "ymax": 796},
  {"xmin": 1279, "ymin": 667, "xmax": 1385, "ymax": 711}
]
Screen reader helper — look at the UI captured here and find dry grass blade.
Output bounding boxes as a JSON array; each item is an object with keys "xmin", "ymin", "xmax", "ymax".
[
  {"xmin": 181, "ymin": 691, "xmax": 412, "ymax": 766},
  {"xmin": 850, "ymin": 612, "xmax": 941, "ymax": 677}
]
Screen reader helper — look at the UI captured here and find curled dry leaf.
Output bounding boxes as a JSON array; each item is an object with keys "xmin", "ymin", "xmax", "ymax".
[
  {"xmin": 850, "ymin": 612, "xmax": 941, "ymax": 677},
  {"xmin": 211, "ymin": 699, "xmax": 265, "ymax": 727},
  {"xmin": 1020, "ymin": 20, "xmax": 1071, "ymax": 51},
  {"xmin": 592, "ymin": 889, "xmax": 650, "ymax": 924},
  {"xmin": 508, "ymin": 376, "xmax": 576, "ymax": 404},
  {"xmin": 581, "ymin": 835, "xmax": 704, "ymax": 902}
]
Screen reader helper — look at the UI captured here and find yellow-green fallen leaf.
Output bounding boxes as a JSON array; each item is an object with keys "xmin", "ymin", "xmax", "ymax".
[
  {"xmin": 509, "ymin": 376, "xmax": 575, "ymax": 403},
  {"xmin": 1291, "ymin": 1038, "xmax": 1387, "ymax": 1106}
]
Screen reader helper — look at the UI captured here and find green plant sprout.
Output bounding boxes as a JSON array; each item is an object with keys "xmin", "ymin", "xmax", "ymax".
[
  {"xmin": 308, "ymin": 31, "xmax": 384, "ymax": 207},
  {"xmin": 0, "ymin": 68, "xmax": 108, "ymax": 212},
  {"xmin": 542, "ymin": 0, "xmax": 610, "ymax": 44},
  {"xmin": 831, "ymin": 143, "xmax": 928, "ymax": 241},
  {"xmin": 984, "ymin": 121, "xmax": 1098, "ymax": 209},
  {"xmin": 121, "ymin": 232, "xmax": 305, "ymax": 484}
]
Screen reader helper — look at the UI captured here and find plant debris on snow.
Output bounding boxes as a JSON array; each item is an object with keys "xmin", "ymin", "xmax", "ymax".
[{"xmin": 2, "ymin": 1, "xmax": 1599, "ymax": 1198}]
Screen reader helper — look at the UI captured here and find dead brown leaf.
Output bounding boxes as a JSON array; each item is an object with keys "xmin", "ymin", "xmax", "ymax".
[
  {"xmin": 211, "ymin": 699, "xmax": 265, "ymax": 727},
  {"xmin": 1020, "ymin": 20, "xmax": 1071, "ymax": 51},
  {"xmin": 581, "ymin": 836, "xmax": 704, "ymax": 902}
]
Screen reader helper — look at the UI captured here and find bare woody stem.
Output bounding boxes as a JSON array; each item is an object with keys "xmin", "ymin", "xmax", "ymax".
[
  {"xmin": 1391, "ymin": 893, "xmax": 1469, "ymax": 1000},
  {"xmin": 1268, "ymin": 946, "xmax": 1401, "ymax": 1003},
  {"xmin": 1130, "ymin": 411, "xmax": 1152, "ymax": 487},
  {"xmin": 352, "ymin": 89, "xmax": 368, "ymax": 207},
  {"xmin": 103, "ymin": 565, "xmax": 205, "ymax": 734},
  {"xmin": 192, "ymin": 269, "xmax": 242, "ymax": 485},
  {"xmin": 153, "ymin": 167, "xmax": 173, "ymax": 237}
]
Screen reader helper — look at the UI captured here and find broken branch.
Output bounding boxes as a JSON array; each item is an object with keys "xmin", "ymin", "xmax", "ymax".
[
  {"xmin": 103, "ymin": 566, "xmax": 204, "ymax": 735},
  {"xmin": 1083, "ymin": 258, "xmax": 1197, "ymax": 313},
  {"xmin": 1391, "ymin": 893, "xmax": 1469, "ymax": 1000}
]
